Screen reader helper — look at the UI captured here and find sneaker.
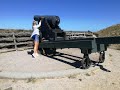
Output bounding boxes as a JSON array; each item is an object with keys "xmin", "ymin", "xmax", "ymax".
[{"xmin": 32, "ymin": 53, "xmax": 37, "ymax": 58}]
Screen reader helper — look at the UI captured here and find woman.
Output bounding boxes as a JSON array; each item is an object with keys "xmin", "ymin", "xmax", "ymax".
[{"xmin": 31, "ymin": 20, "xmax": 41, "ymax": 58}]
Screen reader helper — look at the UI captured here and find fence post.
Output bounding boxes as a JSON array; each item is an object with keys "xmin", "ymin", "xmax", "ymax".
[{"xmin": 12, "ymin": 32, "xmax": 17, "ymax": 51}]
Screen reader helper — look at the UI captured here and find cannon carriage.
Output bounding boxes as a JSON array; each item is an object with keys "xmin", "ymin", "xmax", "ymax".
[{"xmin": 34, "ymin": 15, "xmax": 120, "ymax": 69}]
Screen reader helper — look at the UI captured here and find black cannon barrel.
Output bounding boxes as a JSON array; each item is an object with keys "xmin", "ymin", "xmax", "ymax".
[
  {"xmin": 33, "ymin": 15, "xmax": 64, "ymax": 40},
  {"xmin": 34, "ymin": 15, "xmax": 60, "ymax": 29}
]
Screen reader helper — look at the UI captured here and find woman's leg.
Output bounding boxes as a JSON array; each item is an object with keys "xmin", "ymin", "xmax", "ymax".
[
  {"xmin": 32, "ymin": 34, "xmax": 39, "ymax": 58},
  {"xmin": 34, "ymin": 34, "xmax": 39, "ymax": 54},
  {"xmin": 34, "ymin": 41, "xmax": 39, "ymax": 54}
]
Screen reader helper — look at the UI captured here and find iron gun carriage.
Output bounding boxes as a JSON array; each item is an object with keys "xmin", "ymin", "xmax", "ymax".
[{"xmin": 34, "ymin": 15, "xmax": 120, "ymax": 69}]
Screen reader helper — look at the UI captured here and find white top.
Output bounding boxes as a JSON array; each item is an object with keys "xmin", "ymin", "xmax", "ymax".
[{"xmin": 31, "ymin": 21, "xmax": 41, "ymax": 37}]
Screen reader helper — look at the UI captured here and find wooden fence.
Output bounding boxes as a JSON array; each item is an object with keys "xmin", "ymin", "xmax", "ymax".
[{"xmin": 0, "ymin": 31, "xmax": 33, "ymax": 53}]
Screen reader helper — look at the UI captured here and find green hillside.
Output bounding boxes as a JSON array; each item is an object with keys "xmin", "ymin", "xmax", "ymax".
[{"xmin": 97, "ymin": 24, "xmax": 120, "ymax": 50}]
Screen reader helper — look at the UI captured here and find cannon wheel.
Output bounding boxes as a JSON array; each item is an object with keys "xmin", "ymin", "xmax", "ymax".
[
  {"xmin": 39, "ymin": 48, "xmax": 45, "ymax": 55},
  {"xmin": 81, "ymin": 54, "xmax": 91, "ymax": 69},
  {"xmin": 99, "ymin": 51, "xmax": 105, "ymax": 63},
  {"xmin": 39, "ymin": 48, "xmax": 56, "ymax": 56}
]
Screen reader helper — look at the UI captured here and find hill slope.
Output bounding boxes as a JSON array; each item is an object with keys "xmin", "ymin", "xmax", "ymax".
[
  {"xmin": 97, "ymin": 24, "xmax": 120, "ymax": 37},
  {"xmin": 97, "ymin": 24, "xmax": 120, "ymax": 50}
]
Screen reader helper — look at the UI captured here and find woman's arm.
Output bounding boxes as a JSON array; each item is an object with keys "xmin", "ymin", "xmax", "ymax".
[
  {"xmin": 36, "ymin": 20, "xmax": 41, "ymax": 27},
  {"xmin": 33, "ymin": 20, "xmax": 41, "ymax": 29}
]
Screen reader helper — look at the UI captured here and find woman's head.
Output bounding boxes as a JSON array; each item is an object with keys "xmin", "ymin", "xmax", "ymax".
[{"xmin": 32, "ymin": 21, "xmax": 37, "ymax": 26}]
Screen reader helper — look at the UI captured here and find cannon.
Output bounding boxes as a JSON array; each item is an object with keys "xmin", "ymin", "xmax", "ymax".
[
  {"xmin": 33, "ymin": 15, "xmax": 120, "ymax": 69},
  {"xmin": 34, "ymin": 15, "xmax": 66, "ymax": 41}
]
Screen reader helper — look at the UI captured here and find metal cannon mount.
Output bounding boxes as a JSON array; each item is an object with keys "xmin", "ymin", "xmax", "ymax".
[{"xmin": 34, "ymin": 15, "xmax": 120, "ymax": 69}]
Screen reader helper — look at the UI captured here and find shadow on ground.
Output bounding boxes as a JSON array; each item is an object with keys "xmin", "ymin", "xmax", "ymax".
[
  {"xmin": 27, "ymin": 50, "xmax": 111, "ymax": 72},
  {"xmin": 47, "ymin": 52, "xmax": 111, "ymax": 72}
]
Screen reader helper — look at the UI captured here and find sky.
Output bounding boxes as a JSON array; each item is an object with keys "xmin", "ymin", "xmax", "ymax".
[{"xmin": 0, "ymin": 0, "xmax": 120, "ymax": 31}]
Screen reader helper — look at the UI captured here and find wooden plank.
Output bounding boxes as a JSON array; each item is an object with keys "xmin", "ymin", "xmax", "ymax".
[
  {"xmin": 0, "ymin": 33, "xmax": 13, "ymax": 37},
  {"xmin": 0, "ymin": 43, "xmax": 15, "ymax": 48},
  {"xmin": 0, "ymin": 41, "xmax": 33, "ymax": 48},
  {"xmin": 0, "ymin": 37, "xmax": 14, "ymax": 42},
  {"xmin": 0, "ymin": 31, "xmax": 32, "ymax": 37},
  {"xmin": 16, "ymin": 37, "xmax": 32, "ymax": 42},
  {"xmin": 14, "ymin": 32, "xmax": 31, "ymax": 37},
  {"xmin": 17, "ymin": 41, "xmax": 33, "ymax": 45}
]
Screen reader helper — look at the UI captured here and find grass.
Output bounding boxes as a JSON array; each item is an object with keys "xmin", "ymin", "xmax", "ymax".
[
  {"xmin": 26, "ymin": 77, "xmax": 37, "ymax": 83},
  {"xmin": 109, "ymin": 54, "xmax": 112, "ymax": 57},
  {"xmin": 85, "ymin": 73, "xmax": 91, "ymax": 76}
]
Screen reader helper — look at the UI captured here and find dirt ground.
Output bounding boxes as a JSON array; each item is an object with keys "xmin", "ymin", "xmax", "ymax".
[{"xmin": 0, "ymin": 48, "xmax": 120, "ymax": 90}]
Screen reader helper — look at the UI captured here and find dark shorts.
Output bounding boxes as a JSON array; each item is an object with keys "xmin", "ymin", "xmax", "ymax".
[{"xmin": 32, "ymin": 34, "xmax": 39, "ymax": 42}]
